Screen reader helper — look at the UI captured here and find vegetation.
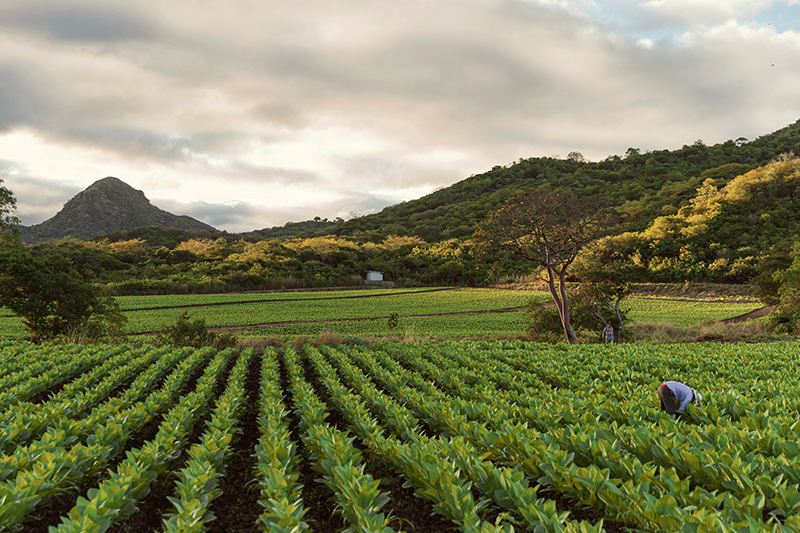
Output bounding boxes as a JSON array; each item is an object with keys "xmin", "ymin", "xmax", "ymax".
[
  {"xmin": 3, "ymin": 340, "xmax": 800, "ymax": 531},
  {"xmin": 156, "ymin": 311, "xmax": 237, "ymax": 350},
  {"xmin": 10, "ymin": 158, "xmax": 800, "ymax": 300},
  {"xmin": 3, "ymin": 121, "xmax": 800, "ymax": 341},
  {"xmin": 760, "ymin": 239, "xmax": 800, "ymax": 335},
  {"xmin": 0, "ymin": 240, "xmax": 126, "ymax": 342},
  {"xmin": 0, "ymin": 286, "xmax": 767, "ymax": 345},
  {"xmin": 476, "ymin": 191, "xmax": 615, "ymax": 344},
  {"xmin": 331, "ymin": 120, "xmax": 800, "ymax": 240},
  {"xmin": 0, "ymin": 179, "xmax": 19, "ymax": 238}
]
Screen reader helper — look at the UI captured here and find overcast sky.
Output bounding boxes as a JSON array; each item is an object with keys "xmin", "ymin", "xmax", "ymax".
[{"xmin": 1, "ymin": 0, "xmax": 798, "ymax": 233}]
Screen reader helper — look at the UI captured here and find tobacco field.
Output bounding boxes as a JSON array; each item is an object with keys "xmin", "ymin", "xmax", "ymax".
[
  {"xmin": 0, "ymin": 286, "xmax": 766, "ymax": 341},
  {"xmin": 1, "ymin": 338, "xmax": 799, "ymax": 532}
]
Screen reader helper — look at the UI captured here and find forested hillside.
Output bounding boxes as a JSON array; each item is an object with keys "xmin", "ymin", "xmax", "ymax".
[{"xmin": 333, "ymin": 119, "xmax": 800, "ymax": 241}]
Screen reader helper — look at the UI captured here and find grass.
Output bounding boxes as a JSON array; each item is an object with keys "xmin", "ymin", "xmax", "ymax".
[{"xmin": 626, "ymin": 317, "xmax": 772, "ymax": 344}]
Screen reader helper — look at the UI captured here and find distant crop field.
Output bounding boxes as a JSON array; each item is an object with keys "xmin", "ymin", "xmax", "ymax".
[
  {"xmin": 0, "ymin": 287, "xmax": 766, "ymax": 340},
  {"xmin": 623, "ymin": 298, "xmax": 764, "ymax": 328},
  {"xmin": 121, "ymin": 287, "xmax": 539, "ymax": 337}
]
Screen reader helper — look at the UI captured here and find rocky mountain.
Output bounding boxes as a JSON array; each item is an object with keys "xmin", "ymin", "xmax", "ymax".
[{"xmin": 20, "ymin": 177, "xmax": 216, "ymax": 244}]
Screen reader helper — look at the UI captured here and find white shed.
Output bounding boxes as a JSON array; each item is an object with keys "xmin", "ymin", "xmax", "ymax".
[{"xmin": 365, "ymin": 270, "xmax": 384, "ymax": 282}]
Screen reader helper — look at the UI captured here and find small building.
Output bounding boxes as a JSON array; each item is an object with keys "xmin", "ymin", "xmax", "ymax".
[{"xmin": 365, "ymin": 270, "xmax": 384, "ymax": 283}]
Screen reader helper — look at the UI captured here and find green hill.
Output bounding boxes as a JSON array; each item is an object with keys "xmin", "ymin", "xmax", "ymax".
[
  {"xmin": 333, "ymin": 119, "xmax": 800, "ymax": 241},
  {"xmin": 20, "ymin": 177, "xmax": 216, "ymax": 244}
]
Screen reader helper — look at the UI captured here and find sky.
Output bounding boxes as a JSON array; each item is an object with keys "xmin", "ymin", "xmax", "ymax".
[{"xmin": 1, "ymin": 0, "xmax": 799, "ymax": 233}]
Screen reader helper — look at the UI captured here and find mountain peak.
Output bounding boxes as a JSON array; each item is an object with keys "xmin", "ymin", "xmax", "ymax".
[{"xmin": 20, "ymin": 177, "xmax": 215, "ymax": 244}]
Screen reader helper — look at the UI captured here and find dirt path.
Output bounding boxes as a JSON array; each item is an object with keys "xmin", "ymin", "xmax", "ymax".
[{"xmin": 719, "ymin": 305, "xmax": 775, "ymax": 324}]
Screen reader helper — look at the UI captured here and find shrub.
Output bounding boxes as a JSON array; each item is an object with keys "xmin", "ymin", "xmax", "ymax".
[
  {"xmin": 157, "ymin": 311, "xmax": 237, "ymax": 349},
  {"xmin": 524, "ymin": 300, "xmax": 563, "ymax": 342}
]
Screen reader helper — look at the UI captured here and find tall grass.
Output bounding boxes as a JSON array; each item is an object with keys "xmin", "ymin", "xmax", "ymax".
[{"xmin": 627, "ymin": 318, "xmax": 770, "ymax": 344}]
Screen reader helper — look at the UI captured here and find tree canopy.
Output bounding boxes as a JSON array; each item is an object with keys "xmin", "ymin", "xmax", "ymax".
[
  {"xmin": 0, "ymin": 241, "xmax": 125, "ymax": 341},
  {"xmin": 476, "ymin": 191, "xmax": 615, "ymax": 344}
]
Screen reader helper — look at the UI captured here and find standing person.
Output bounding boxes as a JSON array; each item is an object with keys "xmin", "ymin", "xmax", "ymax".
[
  {"xmin": 658, "ymin": 381, "xmax": 702, "ymax": 416},
  {"xmin": 602, "ymin": 324, "xmax": 614, "ymax": 344}
]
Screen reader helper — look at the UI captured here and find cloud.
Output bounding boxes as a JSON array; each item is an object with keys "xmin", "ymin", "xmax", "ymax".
[
  {"xmin": 0, "ymin": 64, "xmax": 55, "ymax": 132},
  {"xmin": 0, "ymin": 2, "xmax": 161, "ymax": 42},
  {"xmin": 3, "ymin": 174, "xmax": 83, "ymax": 225},
  {"xmin": 153, "ymin": 191, "xmax": 397, "ymax": 233},
  {"xmin": 60, "ymin": 125, "xmax": 195, "ymax": 163},
  {"xmin": 1, "ymin": 0, "xmax": 800, "ymax": 233},
  {"xmin": 331, "ymin": 154, "xmax": 464, "ymax": 191}
]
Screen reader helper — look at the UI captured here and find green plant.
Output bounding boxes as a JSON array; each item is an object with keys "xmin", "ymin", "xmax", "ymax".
[
  {"xmin": 523, "ymin": 299, "xmax": 563, "ymax": 342},
  {"xmin": 157, "ymin": 311, "xmax": 237, "ymax": 349}
]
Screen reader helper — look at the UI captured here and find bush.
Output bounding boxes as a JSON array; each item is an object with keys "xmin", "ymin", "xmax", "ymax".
[
  {"xmin": 524, "ymin": 300, "xmax": 564, "ymax": 342},
  {"xmin": 157, "ymin": 311, "xmax": 238, "ymax": 349}
]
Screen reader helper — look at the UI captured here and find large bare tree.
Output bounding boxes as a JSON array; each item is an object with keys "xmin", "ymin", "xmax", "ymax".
[{"xmin": 476, "ymin": 191, "xmax": 614, "ymax": 344}]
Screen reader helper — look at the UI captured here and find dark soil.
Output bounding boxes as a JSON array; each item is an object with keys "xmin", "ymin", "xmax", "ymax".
[
  {"xmin": 207, "ymin": 352, "xmax": 263, "ymax": 533},
  {"xmin": 720, "ymin": 305, "xmax": 775, "ymax": 323},
  {"xmin": 540, "ymin": 489, "xmax": 633, "ymax": 532},
  {"xmin": 299, "ymin": 348, "xmax": 461, "ymax": 533}
]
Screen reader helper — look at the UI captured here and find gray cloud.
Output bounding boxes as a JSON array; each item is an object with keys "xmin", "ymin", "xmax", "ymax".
[
  {"xmin": 154, "ymin": 191, "xmax": 397, "ymax": 233},
  {"xmin": 0, "ymin": 64, "xmax": 54, "ymax": 132},
  {"xmin": 60, "ymin": 124, "xmax": 195, "ymax": 163},
  {"xmin": 332, "ymin": 155, "xmax": 461, "ymax": 190},
  {"xmin": 0, "ymin": 159, "xmax": 27, "ymax": 178},
  {"xmin": 1, "ymin": 3, "xmax": 161, "ymax": 42},
  {"xmin": 4, "ymin": 174, "xmax": 83, "ymax": 225},
  {"xmin": 365, "ymin": 39, "xmax": 565, "ymax": 115},
  {"xmin": 253, "ymin": 101, "xmax": 308, "ymax": 129},
  {"xmin": 228, "ymin": 162, "xmax": 321, "ymax": 186}
]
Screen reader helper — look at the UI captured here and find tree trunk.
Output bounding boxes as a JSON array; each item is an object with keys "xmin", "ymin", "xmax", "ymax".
[{"xmin": 544, "ymin": 265, "xmax": 579, "ymax": 345}]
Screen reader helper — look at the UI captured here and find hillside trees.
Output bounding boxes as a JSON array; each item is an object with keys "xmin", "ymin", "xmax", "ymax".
[
  {"xmin": 476, "ymin": 191, "xmax": 615, "ymax": 344},
  {"xmin": 0, "ymin": 179, "xmax": 19, "ymax": 239},
  {"xmin": 764, "ymin": 240, "xmax": 800, "ymax": 334}
]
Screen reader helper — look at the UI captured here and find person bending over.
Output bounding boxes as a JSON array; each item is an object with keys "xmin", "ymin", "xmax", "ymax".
[{"xmin": 658, "ymin": 381, "xmax": 702, "ymax": 416}]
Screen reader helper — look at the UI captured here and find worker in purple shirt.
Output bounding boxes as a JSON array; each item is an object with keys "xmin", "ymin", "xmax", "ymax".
[{"xmin": 658, "ymin": 381, "xmax": 702, "ymax": 416}]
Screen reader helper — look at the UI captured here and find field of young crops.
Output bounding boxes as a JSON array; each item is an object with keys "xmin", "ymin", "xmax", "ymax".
[
  {"xmin": 0, "ymin": 287, "xmax": 765, "ymax": 341},
  {"xmin": 2, "ymin": 338, "xmax": 799, "ymax": 532}
]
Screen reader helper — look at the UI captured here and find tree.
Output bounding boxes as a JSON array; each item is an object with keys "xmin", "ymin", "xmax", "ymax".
[
  {"xmin": 571, "ymin": 237, "xmax": 636, "ymax": 342},
  {"xmin": 764, "ymin": 240, "xmax": 800, "ymax": 335},
  {"xmin": 157, "ymin": 311, "xmax": 237, "ymax": 349},
  {"xmin": 752, "ymin": 238, "xmax": 796, "ymax": 306},
  {"xmin": 0, "ymin": 183, "xmax": 126, "ymax": 342},
  {"xmin": 0, "ymin": 241, "xmax": 126, "ymax": 342},
  {"xmin": 567, "ymin": 151, "xmax": 586, "ymax": 163},
  {"xmin": 0, "ymin": 179, "xmax": 19, "ymax": 240},
  {"xmin": 476, "ymin": 191, "xmax": 615, "ymax": 344}
]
